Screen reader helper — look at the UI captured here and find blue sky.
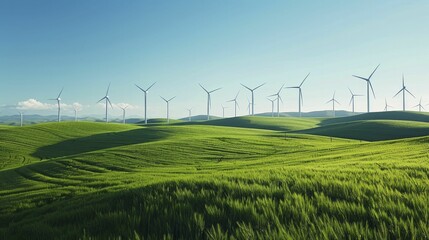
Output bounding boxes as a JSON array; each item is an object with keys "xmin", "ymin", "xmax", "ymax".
[{"xmin": 1, "ymin": 0, "xmax": 428, "ymax": 119}]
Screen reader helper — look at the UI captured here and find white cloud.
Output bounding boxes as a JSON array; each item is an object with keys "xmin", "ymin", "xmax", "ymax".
[{"xmin": 17, "ymin": 99, "xmax": 55, "ymax": 110}]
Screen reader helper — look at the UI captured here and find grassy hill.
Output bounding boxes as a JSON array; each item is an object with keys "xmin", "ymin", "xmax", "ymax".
[{"xmin": 0, "ymin": 116, "xmax": 428, "ymax": 239}]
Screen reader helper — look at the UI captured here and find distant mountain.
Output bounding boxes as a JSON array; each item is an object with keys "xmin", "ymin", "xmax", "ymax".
[
  {"xmin": 178, "ymin": 115, "xmax": 221, "ymax": 121},
  {"xmin": 256, "ymin": 110, "xmax": 361, "ymax": 118}
]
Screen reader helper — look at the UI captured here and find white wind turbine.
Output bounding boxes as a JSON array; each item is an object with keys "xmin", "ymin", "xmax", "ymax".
[
  {"xmin": 287, "ymin": 73, "xmax": 310, "ymax": 117},
  {"xmin": 186, "ymin": 108, "xmax": 192, "ymax": 122},
  {"xmin": 49, "ymin": 88, "xmax": 63, "ymax": 122},
  {"xmin": 393, "ymin": 74, "xmax": 415, "ymax": 111},
  {"xmin": 268, "ymin": 84, "xmax": 284, "ymax": 117},
  {"xmin": 227, "ymin": 91, "xmax": 240, "ymax": 117},
  {"xmin": 161, "ymin": 96, "xmax": 175, "ymax": 124},
  {"xmin": 326, "ymin": 92, "xmax": 340, "ymax": 117},
  {"xmin": 199, "ymin": 84, "xmax": 221, "ymax": 120},
  {"xmin": 135, "ymin": 82, "xmax": 156, "ymax": 125},
  {"xmin": 97, "ymin": 83, "xmax": 113, "ymax": 123},
  {"xmin": 119, "ymin": 105, "xmax": 129, "ymax": 124},
  {"xmin": 73, "ymin": 107, "xmax": 78, "ymax": 122},
  {"xmin": 267, "ymin": 98, "xmax": 276, "ymax": 117},
  {"xmin": 221, "ymin": 105, "xmax": 228, "ymax": 118},
  {"xmin": 348, "ymin": 88, "xmax": 363, "ymax": 113},
  {"xmin": 352, "ymin": 64, "xmax": 380, "ymax": 112},
  {"xmin": 384, "ymin": 99, "xmax": 393, "ymax": 112},
  {"xmin": 18, "ymin": 111, "xmax": 23, "ymax": 127},
  {"xmin": 241, "ymin": 83, "xmax": 265, "ymax": 116},
  {"xmin": 413, "ymin": 98, "xmax": 425, "ymax": 112}
]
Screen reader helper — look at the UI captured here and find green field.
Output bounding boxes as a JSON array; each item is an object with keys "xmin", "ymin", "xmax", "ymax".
[{"xmin": 0, "ymin": 112, "xmax": 428, "ymax": 239}]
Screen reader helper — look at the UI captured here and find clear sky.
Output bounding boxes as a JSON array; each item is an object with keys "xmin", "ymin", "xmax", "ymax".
[{"xmin": 1, "ymin": 0, "xmax": 428, "ymax": 119}]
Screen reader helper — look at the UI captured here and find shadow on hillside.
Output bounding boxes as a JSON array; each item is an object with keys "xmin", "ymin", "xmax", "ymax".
[
  {"xmin": 33, "ymin": 128, "xmax": 171, "ymax": 159},
  {"xmin": 173, "ymin": 118, "xmax": 293, "ymax": 131},
  {"xmin": 318, "ymin": 111, "xmax": 429, "ymax": 126}
]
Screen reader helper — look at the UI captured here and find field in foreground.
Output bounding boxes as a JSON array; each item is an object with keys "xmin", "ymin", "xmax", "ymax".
[{"xmin": 0, "ymin": 112, "xmax": 428, "ymax": 239}]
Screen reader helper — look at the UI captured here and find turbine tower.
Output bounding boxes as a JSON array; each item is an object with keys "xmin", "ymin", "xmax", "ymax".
[
  {"xmin": 267, "ymin": 98, "xmax": 276, "ymax": 117},
  {"xmin": 287, "ymin": 73, "xmax": 310, "ymax": 117},
  {"xmin": 19, "ymin": 112, "xmax": 23, "ymax": 127},
  {"xmin": 393, "ymin": 74, "xmax": 415, "ymax": 111},
  {"xmin": 161, "ymin": 96, "xmax": 175, "ymax": 124},
  {"xmin": 348, "ymin": 88, "xmax": 363, "ymax": 113},
  {"xmin": 199, "ymin": 84, "xmax": 221, "ymax": 120},
  {"xmin": 135, "ymin": 82, "xmax": 156, "ymax": 125},
  {"xmin": 97, "ymin": 83, "xmax": 113, "ymax": 123},
  {"xmin": 241, "ymin": 83, "xmax": 265, "ymax": 116},
  {"xmin": 187, "ymin": 108, "xmax": 192, "ymax": 122},
  {"xmin": 49, "ymin": 88, "xmax": 63, "ymax": 122},
  {"xmin": 119, "ymin": 105, "xmax": 128, "ymax": 124},
  {"xmin": 384, "ymin": 99, "xmax": 393, "ymax": 112},
  {"xmin": 268, "ymin": 84, "xmax": 284, "ymax": 117},
  {"xmin": 326, "ymin": 92, "xmax": 340, "ymax": 117},
  {"xmin": 413, "ymin": 98, "xmax": 425, "ymax": 112},
  {"xmin": 73, "ymin": 107, "xmax": 78, "ymax": 122},
  {"xmin": 352, "ymin": 64, "xmax": 380, "ymax": 112},
  {"xmin": 221, "ymin": 105, "xmax": 228, "ymax": 118},
  {"xmin": 227, "ymin": 91, "xmax": 240, "ymax": 117}
]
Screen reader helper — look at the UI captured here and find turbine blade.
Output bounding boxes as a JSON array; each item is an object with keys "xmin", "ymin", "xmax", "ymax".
[
  {"xmin": 97, "ymin": 97, "xmax": 106, "ymax": 103},
  {"xmin": 368, "ymin": 64, "xmax": 380, "ymax": 80},
  {"xmin": 135, "ymin": 84, "xmax": 146, "ymax": 92},
  {"xmin": 199, "ymin": 84, "xmax": 209, "ymax": 93},
  {"xmin": 326, "ymin": 99, "xmax": 333, "ymax": 104},
  {"xmin": 299, "ymin": 73, "xmax": 310, "ymax": 87},
  {"xmin": 160, "ymin": 96, "xmax": 168, "ymax": 102},
  {"xmin": 369, "ymin": 81, "xmax": 376, "ymax": 98},
  {"xmin": 106, "ymin": 82, "xmax": 111, "ymax": 96},
  {"xmin": 209, "ymin": 87, "xmax": 221, "ymax": 93},
  {"xmin": 168, "ymin": 96, "xmax": 176, "ymax": 101},
  {"xmin": 349, "ymin": 96, "xmax": 353, "ymax": 106},
  {"xmin": 57, "ymin": 87, "xmax": 64, "ymax": 98},
  {"xmin": 235, "ymin": 91, "xmax": 240, "ymax": 99},
  {"xmin": 406, "ymin": 89, "xmax": 416, "ymax": 98},
  {"xmin": 268, "ymin": 93, "xmax": 278, "ymax": 97},
  {"xmin": 253, "ymin": 82, "xmax": 266, "ymax": 91},
  {"xmin": 277, "ymin": 83, "xmax": 285, "ymax": 93},
  {"xmin": 348, "ymin": 87, "xmax": 353, "ymax": 96},
  {"xmin": 241, "ymin": 83, "xmax": 252, "ymax": 91},
  {"xmin": 352, "ymin": 75, "xmax": 368, "ymax": 81},
  {"xmin": 146, "ymin": 82, "xmax": 156, "ymax": 91},
  {"xmin": 334, "ymin": 99, "xmax": 340, "ymax": 105},
  {"xmin": 286, "ymin": 86, "xmax": 299, "ymax": 89},
  {"xmin": 393, "ymin": 88, "xmax": 403, "ymax": 98},
  {"xmin": 107, "ymin": 98, "xmax": 113, "ymax": 108}
]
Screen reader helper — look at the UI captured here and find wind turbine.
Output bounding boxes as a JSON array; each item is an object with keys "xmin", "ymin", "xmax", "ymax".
[
  {"xmin": 268, "ymin": 84, "xmax": 284, "ymax": 117},
  {"xmin": 267, "ymin": 98, "xmax": 276, "ymax": 117},
  {"xmin": 119, "ymin": 105, "xmax": 128, "ymax": 124},
  {"xmin": 393, "ymin": 74, "xmax": 415, "ymax": 111},
  {"xmin": 186, "ymin": 108, "xmax": 192, "ymax": 121},
  {"xmin": 227, "ymin": 91, "xmax": 240, "ymax": 117},
  {"xmin": 384, "ymin": 99, "xmax": 393, "ymax": 112},
  {"xmin": 49, "ymin": 88, "xmax": 63, "ymax": 122},
  {"xmin": 199, "ymin": 84, "xmax": 221, "ymax": 120},
  {"xmin": 161, "ymin": 96, "xmax": 175, "ymax": 124},
  {"xmin": 221, "ymin": 105, "xmax": 228, "ymax": 118},
  {"xmin": 241, "ymin": 83, "xmax": 266, "ymax": 116},
  {"xmin": 97, "ymin": 83, "xmax": 113, "ymax": 123},
  {"xmin": 413, "ymin": 98, "xmax": 425, "ymax": 112},
  {"xmin": 73, "ymin": 107, "xmax": 78, "ymax": 122},
  {"xmin": 348, "ymin": 88, "xmax": 363, "ymax": 113},
  {"xmin": 287, "ymin": 73, "xmax": 310, "ymax": 117},
  {"xmin": 352, "ymin": 64, "xmax": 380, "ymax": 112},
  {"xmin": 135, "ymin": 82, "xmax": 156, "ymax": 125},
  {"xmin": 18, "ymin": 111, "xmax": 23, "ymax": 127},
  {"xmin": 326, "ymin": 92, "xmax": 340, "ymax": 117}
]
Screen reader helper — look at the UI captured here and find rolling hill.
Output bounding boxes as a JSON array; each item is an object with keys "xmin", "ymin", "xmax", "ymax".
[{"xmin": 0, "ymin": 113, "xmax": 428, "ymax": 239}]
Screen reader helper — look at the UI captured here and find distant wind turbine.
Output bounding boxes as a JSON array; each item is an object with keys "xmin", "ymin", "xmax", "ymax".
[
  {"xmin": 119, "ymin": 105, "xmax": 128, "ymax": 124},
  {"xmin": 348, "ymin": 88, "xmax": 363, "ymax": 113},
  {"xmin": 73, "ymin": 107, "xmax": 78, "ymax": 122},
  {"xmin": 49, "ymin": 88, "xmax": 63, "ymax": 122},
  {"xmin": 268, "ymin": 84, "xmax": 284, "ymax": 117},
  {"xmin": 135, "ymin": 82, "xmax": 156, "ymax": 125},
  {"xmin": 384, "ymin": 99, "xmax": 393, "ymax": 112},
  {"xmin": 19, "ymin": 111, "xmax": 23, "ymax": 127},
  {"xmin": 241, "ymin": 83, "xmax": 265, "ymax": 116},
  {"xmin": 97, "ymin": 83, "xmax": 113, "ymax": 123},
  {"xmin": 393, "ymin": 74, "xmax": 415, "ymax": 111},
  {"xmin": 186, "ymin": 108, "xmax": 192, "ymax": 121},
  {"xmin": 326, "ymin": 92, "xmax": 340, "ymax": 117},
  {"xmin": 413, "ymin": 98, "xmax": 425, "ymax": 112},
  {"xmin": 267, "ymin": 98, "xmax": 276, "ymax": 117},
  {"xmin": 227, "ymin": 91, "xmax": 240, "ymax": 117},
  {"xmin": 161, "ymin": 96, "xmax": 175, "ymax": 124},
  {"xmin": 221, "ymin": 105, "xmax": 228, "ymax": 118},
  {"xmin": 353, "ymin": 64, "xmax": 380, "ymax": 113},
  {"xmin": 287, "ymin": 73, "xmax": 310, "ymax": 117},
  {"xmin": 199, "ymin": 84, "xmax": 221, "ymax": 120},
  {"xmin": 246, "ymin": 98, "xmax": 251, "ymax": 116}
]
